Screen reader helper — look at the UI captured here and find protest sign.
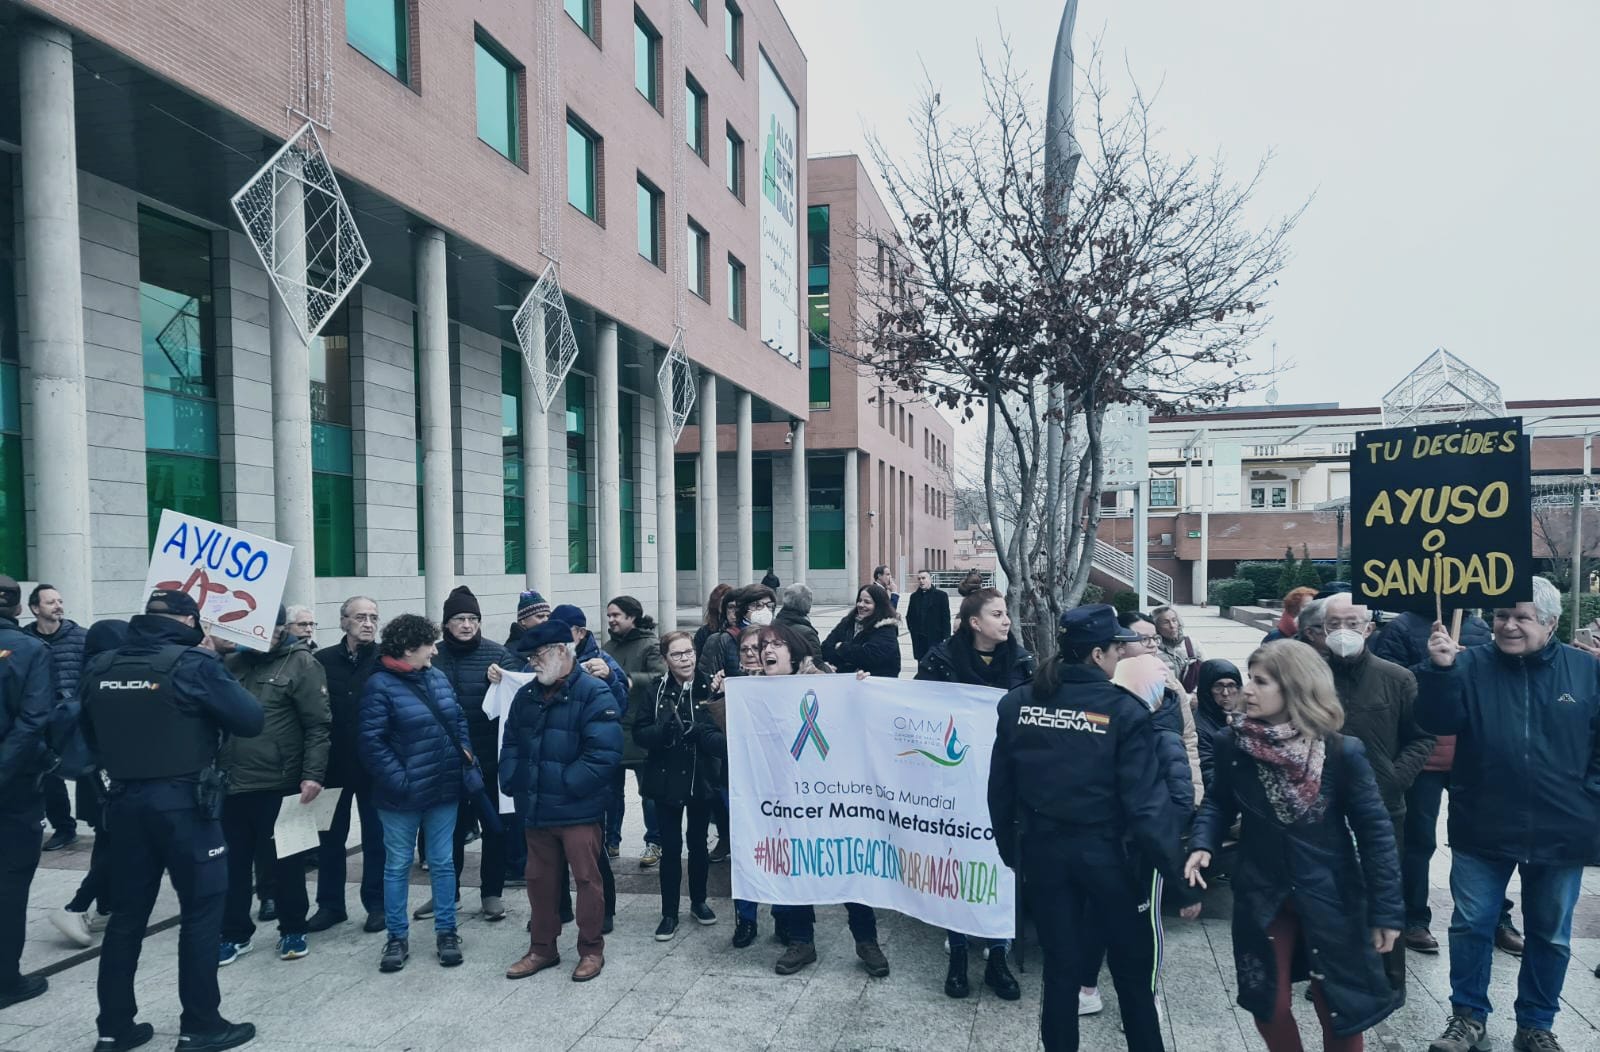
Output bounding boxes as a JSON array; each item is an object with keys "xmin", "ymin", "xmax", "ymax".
[
  {"xmin": 141, "ymin": 510, "xmax": 293, "ymax": 648},
  {"xmin": 1350, "ymin": 416, "xmax": 1531, "ymax": 614},
  {"xmin": 726, "ymin": 675, "xmax": 1014, "ymax": 939}
]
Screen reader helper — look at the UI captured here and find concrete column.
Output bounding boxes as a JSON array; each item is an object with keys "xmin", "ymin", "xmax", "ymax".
[
  {"xmin": 844, "ymin": 449, "xmax": 860, "ymax": 591},
  {"xmin": 268, "ymin": 173, "xmax": 315, "ymax": 608},
  {"xmin": 735, "ymin": 390, "xmax": 753, "ymax": 585},
  {"xmin": 414, "ymin": 227, "xmax": 454, "ymax": 618},
  {"xmin": 790, "ymin": 420, "xmax": 807, "ymax": 583},
  {"xmin": 519, "ymin": 295, "xmax": 551, "ymax": 589},
  {"xmin": 18, "ymin": 22, "xmax": 93, "ymax": 613},
  {"xmin": 698, "ymin": 370, "xmax": 720, "ymax": 602},
  {"xmin": 595, "ymin": 319, "xmax": 622, "ymax": 604},
  {"xmin": 655, "ymin": 351, "xmax": 677, "ymax": 629}
]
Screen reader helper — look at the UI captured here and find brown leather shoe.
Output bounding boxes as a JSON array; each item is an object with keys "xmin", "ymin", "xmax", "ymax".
[
  {"xmin": 505, "ymin": 952, "xmax": 561, "ymax": 980},
  {"xmin": 1404, "ymin": 927, "xmax": 1440, "ymax": 953},
  {"xmin": 1496, "ymin": 923, "xmax": 1525, "ymax": 957},
  {"xmin": 571, "ymin": 954, "xmax": 604, "ymax": 982}
]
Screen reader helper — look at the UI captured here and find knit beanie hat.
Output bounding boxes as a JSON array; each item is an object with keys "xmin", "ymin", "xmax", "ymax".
[
  {"xmin": 550, "ymin": 603, "xmax": 587, "ymax": 629},
  {"xmin": 443, "ymin": 585, "xmax": 481, "ymax": 621},
  {"xmin": 517, "ymin": 590, "xmax": 551, "ymax": 620}
]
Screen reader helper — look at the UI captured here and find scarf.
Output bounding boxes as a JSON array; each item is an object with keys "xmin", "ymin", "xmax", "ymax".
[{"xmin": 1233, "ymin": 717, "xmax": 1327, "ymax": 824}]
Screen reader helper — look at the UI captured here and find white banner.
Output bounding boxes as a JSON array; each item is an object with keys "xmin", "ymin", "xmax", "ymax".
[
  {"xmin": 758, "ymin": 51, "xmax": 800, "ymax": 364},
  {"xmin": 141, "ymin": 510, "xmax": 292, "ymax": 649},
  {"xmin": 1212, "ymin": 441, "xmax": 1244, "ymax": 512},
  {"xmin": 484, "ymin": 669, "xmax": 534, "ymax": 814},
  {"xmin": 727, "ymin": 675, "xmax": 1015, "ymax": 938}
]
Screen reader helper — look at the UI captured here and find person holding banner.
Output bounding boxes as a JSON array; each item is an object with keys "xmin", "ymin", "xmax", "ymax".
[
  {"xmin": 916, "ymin": 587, "xmax": 1031, "ymax": 1002},
  {"xmin": 988, "ymin": 603, "xmax": 1196, "ymax": 1052},
  {"xmin": 217, "ymin": 605, "xmax": 332, "ymax": 965},
  {"xmin": 1416, "ymin": 578, "xmax": 1600, "ymax": 1052},
  {"xmin": 632, "ymin": 631, "xmax": 720, "ymax": 941},
  {"xmin": 1186, "ymin": 640, "xmax": 1403, "ymax": 1052}
]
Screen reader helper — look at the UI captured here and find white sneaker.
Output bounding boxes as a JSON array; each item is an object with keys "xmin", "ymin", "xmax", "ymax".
[
  {"xmin": 50, "ymin": 907, "xmax": 95, "ymax": 948},
  {"xmin": 1078, "ymin": 988, "xmax": 1104, "ymax": 1016}
]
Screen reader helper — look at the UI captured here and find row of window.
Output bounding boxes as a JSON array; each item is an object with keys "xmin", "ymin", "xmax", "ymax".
[
  {"xmin": 923, "ymin": 427, "xmax": 947, "ymax": 473},
  {"xmin": 673, "ymin": 453, "xmax": 848, "ymax": 573}
]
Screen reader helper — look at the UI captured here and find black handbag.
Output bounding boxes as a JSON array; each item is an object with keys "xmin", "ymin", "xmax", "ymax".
[{"xmin": 400, "ymin": 676, "xmax": 502, "ymax": 835}]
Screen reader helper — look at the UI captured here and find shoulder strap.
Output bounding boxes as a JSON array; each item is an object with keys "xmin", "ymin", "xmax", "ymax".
[{"xmin": 400, "ymin": 675, "xmax": 469, "ymax": 758}]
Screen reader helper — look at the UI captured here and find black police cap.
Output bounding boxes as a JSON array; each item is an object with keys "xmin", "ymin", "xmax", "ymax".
[
  {"xmin": 1059, "ymin": 603, "xmax": 1143, "ymax": 648},
  {"xmin": 145, "ymin": 589, "xmax": 200, "ymax": 619}
]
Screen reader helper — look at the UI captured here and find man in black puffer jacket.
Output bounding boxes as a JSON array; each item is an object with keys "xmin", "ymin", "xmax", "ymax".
[
  {"xmin": 25, "ymin": 584, "xmax": 87, "ymax": 852},
  {"xmin": 431, "ymin": 586, "xmax": 514, "ymax": 923}
]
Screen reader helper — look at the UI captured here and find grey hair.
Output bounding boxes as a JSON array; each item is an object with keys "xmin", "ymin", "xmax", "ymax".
[
  {"xmin": 1531, "ymin": 576, "xmax": 1563, "ymax": 624},
  {"xmin": 340, "ymin": 595, "xmax": 378, "ymax": 618},
  {"xmin": 286, "ymin": 604, "xmax": 315, "ymax": 623},
  {"xmin": 1296, "ymin": 597, "xmax": 1330, "ymax": 636},
  {"xmin": 778, "ymin": 582, "xmax": 813, "ymax": 616}
]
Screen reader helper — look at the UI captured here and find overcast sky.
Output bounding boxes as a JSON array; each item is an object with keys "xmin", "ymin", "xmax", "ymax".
[{"xmin": 781, "ymin": 0, "xmax": 1597, "ymax": 413}]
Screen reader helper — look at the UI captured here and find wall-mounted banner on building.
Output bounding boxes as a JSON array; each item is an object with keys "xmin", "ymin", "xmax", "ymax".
[
  {"xmin": 1212, "ymin": 441, "xmax": 1244, "ymax": 511},
  {"xmin": 726, "ymin": 675, "xmax": 1014, "ymax": 938},
  {"xmin": 1097, "ymin": 404, "xmax": 1152, "ymax": 491},
  {"xmin": 141, "ymin": 510, "xmax": 293, "ymax": 649},
  {"xmin": 758, "ymin": 50, "xmax": 800, "ymax": 365},
  {"xmin": 1350, "ymin": 416, "xmax": 1531, "ymax": 614}
]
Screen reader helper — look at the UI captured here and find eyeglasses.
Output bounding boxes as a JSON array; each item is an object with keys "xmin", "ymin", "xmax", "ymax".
[
  {"xmin": 667, "ymin": 649, "xmax": 696, "ymax": 660},
  {"xmin": 738, "ymin": 645, "xmax": 761, "ymax": 655},
  {"xmin": 289, "ymin": 621, "xmax": 316, "ymax": 629},
  {"xmin": 1213, "ymin": 683, "xmax": 1240, "ymax": 697},
  {"xmin": 348, "ymin": 613, "xmax": 379, "ymax": 623}
]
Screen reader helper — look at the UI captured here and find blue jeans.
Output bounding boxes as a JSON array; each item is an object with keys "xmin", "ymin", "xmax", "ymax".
[
  {"xmin": 1448, "ymin": 850, "xmax": 1583, "ymax": 1031},
  {"xmin": 771, "ymin": 903, "xmax": 877, "ymax": 945},
  {"xmin": 735, "ymin": 899, "xmax": 758, "ymax": 924},
  {"xmin": 377, "ymin": 804, "xmax": 457, "ymax": 940}
]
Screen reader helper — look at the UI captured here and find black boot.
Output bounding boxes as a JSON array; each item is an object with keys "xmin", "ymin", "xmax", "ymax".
[
  {"xmin": 984, "ymin": 950, "xmax": 1021, "ymax": 1001},
  {"xmin": 944, "ymin": 946, "xmax": 970, "ymax": 998}
]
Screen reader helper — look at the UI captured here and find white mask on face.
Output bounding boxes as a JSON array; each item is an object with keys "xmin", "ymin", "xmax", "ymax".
[
  {"xmin": 747, "ymin": 608, "xmax": 774, "ymax": 627},
  {"xmin": 1325, "ymin": 629, "xmax": 1365, "ymax": 659}
]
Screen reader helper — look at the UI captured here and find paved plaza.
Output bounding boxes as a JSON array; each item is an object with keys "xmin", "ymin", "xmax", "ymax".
[{"xmin": 6, "ymin": 607, "xmax": 1600, "ymax": 1051}]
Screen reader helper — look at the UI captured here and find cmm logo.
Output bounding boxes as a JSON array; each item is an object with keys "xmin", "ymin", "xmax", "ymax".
[
  {"xmin": 895, "ymin": 715, "xmax": 970, "ymax": 767},
  {"xmin": 790, "ymin": 689, "xmax": 829, "ymax": 761}
]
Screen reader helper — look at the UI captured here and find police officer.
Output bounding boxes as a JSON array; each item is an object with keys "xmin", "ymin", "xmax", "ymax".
[
  {"xmin": 988, "ymin": 604, "xmax": 1199, "ymax": 1052},
  {"xmin": 0, "ymin": 574, "xmax": 54, "ymax": 1010},
  {"xmin": 80, "ymin": 590, "xmax": 265, "ymax": 1052}
]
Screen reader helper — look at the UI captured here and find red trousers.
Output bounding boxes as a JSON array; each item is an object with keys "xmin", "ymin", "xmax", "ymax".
[
  {"xmin": 1255, "ymin": 905, "xmax": 1363, "ymax": 1052},
  {"xmin": 525, "ymin": 823, "xmax": 605, "ymax": 959}
]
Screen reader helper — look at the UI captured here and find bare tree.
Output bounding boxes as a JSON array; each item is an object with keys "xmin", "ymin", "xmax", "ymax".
[
  {"xmin": 841, "ymin": 39, "xmax": 1304, "ymax": 654},
  {"xmin": 1531, "ymin": 499, "xmax": 1600, "ymax": 591}
]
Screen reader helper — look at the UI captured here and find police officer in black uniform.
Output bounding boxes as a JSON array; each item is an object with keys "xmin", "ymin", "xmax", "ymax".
[
  {"xmin": 0, "ymin": 573, "xmax": 54, "ymax": 1010},
  {"xmin": 80, "ymin": 590, "xmax": 265, "ymax": 1052},
  {"xmin": 988, "ymin": 604, "xmax": 1199, "ymax": 1052}
]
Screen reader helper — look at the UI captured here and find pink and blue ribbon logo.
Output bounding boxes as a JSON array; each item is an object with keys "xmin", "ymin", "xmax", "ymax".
[{"xmin": 790, "ymin": 689, "xmax": 829, "ymax": 761}]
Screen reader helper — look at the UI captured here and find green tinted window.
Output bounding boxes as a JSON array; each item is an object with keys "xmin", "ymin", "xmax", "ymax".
[
  {"xmin": 566, "ymin": 374, "xmax": 590, "ymax": 574},
  {"xmin": 346, "ymin": 0, "xmax": 408, "ymax": 81},
  {"xmin": 620, "ymin": 391, "xmax": 637, "ymax": 573},
  {"xmin": 564, "ymin": 0, "xmax": 592, "ymax": 35},
  {"xmin": 754, "ymin": 456, "xmax": 773, "ymax": 572},
  {"xmin": 312, "ymin": 473, "xmax": 356, "ymax": 577},
  {"xmin": 809, "ymin": 337, "xmax": 831, "ymax": 410},
  {"xmin": 637, "ymin": 177, "xmax": 661, "ymax": 266},
  {"xmin": 675, "ymin": 458, "xmax": 696, "ymax": 571},
  {"xmin": 567, "ymin": 118, "xmax": 598, "ymax": 219},
  {"xmin": 808, "ymin": 454, "xmax": 846, "ymax": 570},
  {"xmin": 146, "ymin": 452, "xmax": 222, "ymax": 547},
  {"xmin": 502, "ymin": 347, "xmax": 524, "ymax": 575},
  {"xmin": 475, "ymin": 36, "xmax": 519, "ymax": 162},
  {"xmin": 685, "ymin": 75, "xmax": 706, "ymax": 156},
  {"xmin": 634, "ymin": 10, "xmax": 659, "ymax": 106},
  {"xmin": 0, "ymin": 361, "xmax": 23, "ymax": 578}
]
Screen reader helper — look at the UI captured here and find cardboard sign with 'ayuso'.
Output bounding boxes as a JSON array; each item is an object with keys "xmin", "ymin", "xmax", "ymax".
[{"xmin": 1349, "ymin": 416, "xmax": 1532, "ymax": 614}]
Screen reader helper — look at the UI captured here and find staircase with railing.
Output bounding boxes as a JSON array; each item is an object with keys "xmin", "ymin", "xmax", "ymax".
[{"xmin": 1091, "ymin": 538, "xmax": 1174, "ymax": 605}]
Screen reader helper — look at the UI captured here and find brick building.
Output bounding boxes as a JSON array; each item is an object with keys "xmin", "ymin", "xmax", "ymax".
[{"xmin": 0, "ymin": 0, "xmax": 935, "ymax": 633}]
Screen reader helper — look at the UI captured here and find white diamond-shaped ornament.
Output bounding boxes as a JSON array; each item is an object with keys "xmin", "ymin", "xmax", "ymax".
[
  {"xmin": 513, "ymin": 263, "xmax": 581, "ymax": 413},
  {"xmin": 657, "ymin": 329, "xmax": 696, "ymax": 443},
  {"xmin": 231, "ymin": 122, "xmax": 370, "ymax": 343}
]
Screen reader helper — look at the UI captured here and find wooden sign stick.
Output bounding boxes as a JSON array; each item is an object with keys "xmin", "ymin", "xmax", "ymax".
[{"xmin": 1450, "ymin": 608, "xmax": 1463, "ymax": 645}]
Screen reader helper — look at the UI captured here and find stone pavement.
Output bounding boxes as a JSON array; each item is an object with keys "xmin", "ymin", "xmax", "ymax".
[{"xmin": 6, "ymin": 604, "xmax": 1600, "ymax": 1050}]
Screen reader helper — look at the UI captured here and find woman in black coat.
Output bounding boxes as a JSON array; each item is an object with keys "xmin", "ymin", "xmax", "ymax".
[
  {"xmin": 633, "ymin": 631, "xmax": 720, "ymax": 941},
  {"xmin": 820, "ymin": 584, "xmax": 902, "ymax": 679},
  {"xmin": 1186, "ymin": 640, "xmax": 1403, "ymax": 1051}
]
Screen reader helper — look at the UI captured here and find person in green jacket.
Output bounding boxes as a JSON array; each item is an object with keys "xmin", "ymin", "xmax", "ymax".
[{"xmin": 217, "ymin": 606, "xmax": 331, "ymax": 964}]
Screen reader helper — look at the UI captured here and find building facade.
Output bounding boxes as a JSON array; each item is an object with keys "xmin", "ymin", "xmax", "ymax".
[
  {"xmin": 1095, "ymin": 399, "xmax": 1600, "ymax": 603},
  {"xmin": 0, "ymin": 0, "xmax": 843, "ymax": 637},
  {"xmin": 672, "ymin": 153, "xmax": 953, "ymax": 607}
]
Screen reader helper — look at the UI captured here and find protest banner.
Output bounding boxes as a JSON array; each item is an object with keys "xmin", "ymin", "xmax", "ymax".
[
  {"xmin": 141, "ymin": 510, "xmax": 293, "ymax": 648},
  {"xmin": 726, "ymin": 675, "xmax": 1014, "ymax": 939},
  {"xmin": 1350, "ymin": 416, "xmax": 1532, "ymax": 615}
]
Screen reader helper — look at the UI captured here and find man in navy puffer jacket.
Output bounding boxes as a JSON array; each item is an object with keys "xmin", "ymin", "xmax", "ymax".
[
  {"xmin": 1416, "ymin": 578, "xmax": 1600, "ymax": 1052},
  {"xmin": 500, "ymin": 619, "xmax": 622, "ymax": 984}
]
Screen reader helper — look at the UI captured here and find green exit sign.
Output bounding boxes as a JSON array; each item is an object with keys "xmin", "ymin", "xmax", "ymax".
[{"xmin": 1187, "ymin": 530, "xmax": 1202, "ymax": 538}]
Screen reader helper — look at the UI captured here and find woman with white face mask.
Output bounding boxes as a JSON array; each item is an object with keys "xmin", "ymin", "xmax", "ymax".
[{"xmin": 697, "ymin": 585, "xmax": 778, "ymax": 680}]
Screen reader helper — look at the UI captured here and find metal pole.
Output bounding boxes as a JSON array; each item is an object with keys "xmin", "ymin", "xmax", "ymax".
[
  {"xmin": 1199, "ymin": 449, "xmax": 1212, "ymax": 607},
  {"xmin": 1133, "ymin": 483, "xmax": 1149, "ymax": 607}
]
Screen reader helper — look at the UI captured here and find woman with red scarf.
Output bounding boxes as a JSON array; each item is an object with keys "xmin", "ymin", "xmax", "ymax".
[{"xmin": 1185, "ymin": 639, "xmax": 1402, "ymax": 1051}]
